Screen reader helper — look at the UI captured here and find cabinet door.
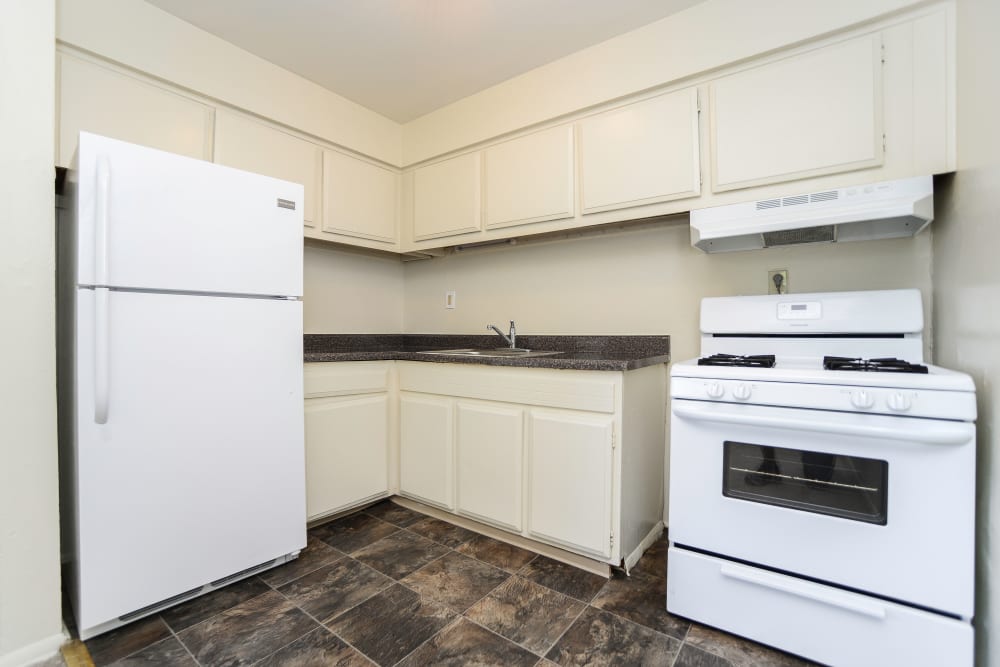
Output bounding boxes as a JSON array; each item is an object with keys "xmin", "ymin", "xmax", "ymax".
[
  {"xmin": 485, "ymin": 126, "xmax": 574, "ymax": 229},
  {"xmin": 214, "ymin": 110, "xmax": 322, "ymax": 230},
  {"xmin": 413, "ymin": 153, "xmax": 482, "ymax": 241},
  {"xmin": 709, "ymin": 34, "xmax": 884, "ymax": 192},
  {"xmin": 58, "ymin": 53, "xmax": 213, "ymax": 167},
  {"xmin": 305, "ymin": 394, "xmax": 389, "ymax": 520},
  {"xmin": 399, "ymin": 393, "xmax": 454, "ymax": 509},
  {"xmin": 579, "ymin": 89, "xmax": 701, "ymax": 214},
  {"xmin": 456, "ymin": 402, "xmax": 523, "ymax": 531},
  {"xmin": 528, "ymin": 409, "xmax": 614, "ymax": 559},
  {"xmin": 322, "ymin": 149, "xmax": 398, "ymax": 244}
]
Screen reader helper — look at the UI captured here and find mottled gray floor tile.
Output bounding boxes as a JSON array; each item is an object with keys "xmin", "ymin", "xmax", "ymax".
[
  {"xmin": 363, "ymin": 500, "xmax": 425, "ymax": 527},
  {"xmin": 255, "ymin": 627, "xmax": 372, "ymax": 667},
  {"xmin": 517, "ymin": 555, "xmax": 607, "ymax": 602},
  {"xmin": 160, "ymin": 577, "xmax": 271, "ymax": 633},
  {"xmin": 546, "ymin": 607, "xmax": 681, "ymax": 667},
  {"xmin": 401, "ymin": 551, "xmax": 510, "ymax": 613},
  {"xmin": 312, "ymin": 513, "xmax": 399, "ymax": 554},
  {"xmin": 396, "ymin": 618, "xmax": 538, "ymax": 667},
  {"xmin": 456, "ymin": 535, "xmax": 537, "ymax": 573},
  {"xmin": 259, "ymin": 537, "xmax": 345, "ymax": 588},
  {"xmin": 84, "ymin": 615, "xmax": 172, "ymax": 666},
  {"xmin": 465, "ymin": 576, "xmax": 585, "ymax": 655},
  {"xmin": 278, "ymin": 559, "xmax": 392, "ymax": 624},
  {"xmin": 632, "ymin": 536, "xmax": 668, "ymax": 580},
  {"xmin": 328, "ymin": 583, "xmax": 456, "ymax": 666},
  {"xmin": 673, "ymin": 643, "xmax": 734, "ymax": 667},
  {"xmin": 351, "ymin": 530, "xmax": 449, "ymax": 580},
  {"xmin": 406, "ymin": 517, "xmax": 478, "ymax": 548},
  {"xmin": 590, "ymin": 569, "xmax": 689, "ymax": 640},
  {"xmin": 685, "ymin": 624, "xmax": 815, "ymax": 667},
  {"xmin": 176, "ymin": 589, "xmax": 317, "ymax": 666},
  {"xmin": 107, "ymin": 637, "xmax": 197, "ymax": 666}
]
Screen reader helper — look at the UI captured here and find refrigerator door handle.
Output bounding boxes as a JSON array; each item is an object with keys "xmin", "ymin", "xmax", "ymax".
[
  {"xmin": 95, "ymin": 287, "xmax": 110, "ymax": 424},
  {"xmin": 95, "ymin": 154, "xmax": 111, "ymax": 286}
]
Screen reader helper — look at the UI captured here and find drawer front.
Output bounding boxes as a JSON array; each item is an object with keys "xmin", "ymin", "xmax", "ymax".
[
  {"xmin": 304, "ymin": 362, "xmax": 390, "ymax": 398},
  {"xmin": 667, "ymin": 548, "xmax": 972, "ymax": 667}
]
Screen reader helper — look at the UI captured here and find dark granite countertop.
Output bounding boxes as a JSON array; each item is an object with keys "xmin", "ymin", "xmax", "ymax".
[{"xmin": 304, "ymin": 334, "xmax": 669, "ymax": 371}]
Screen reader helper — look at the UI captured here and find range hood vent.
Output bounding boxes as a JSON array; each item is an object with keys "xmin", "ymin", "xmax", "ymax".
[{"xmin": 690, "ymin": 175, "xmax": 933, "ymax": 253}]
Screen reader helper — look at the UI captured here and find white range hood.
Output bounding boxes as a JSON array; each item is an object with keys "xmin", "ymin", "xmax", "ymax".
[{"xmin": 690, "ymin": 175, "xmax": 934, "ymax": 253}]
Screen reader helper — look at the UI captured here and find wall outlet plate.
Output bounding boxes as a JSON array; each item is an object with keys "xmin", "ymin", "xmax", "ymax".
[
  {"xmin": 445, "ymin": 291, "xmax": 456, "ymax": 309},
  {"xmin": 768, "ymin": 269, "xmax": 789, "ymax": 295}
]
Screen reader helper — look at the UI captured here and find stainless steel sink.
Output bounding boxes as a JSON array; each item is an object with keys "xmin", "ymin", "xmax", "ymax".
[{"xmin": 418, "ymin": 348, "xmax": 564, "ymax": 358}]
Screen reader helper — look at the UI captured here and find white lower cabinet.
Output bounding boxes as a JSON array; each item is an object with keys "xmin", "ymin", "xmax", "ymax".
[
  {"xmin": 399, "ymin": 393, "xmax": 454, "ymax": 510},
  {"xmin": 396, "ymin": 361, "xmax": 666, "ymax": 567},
  {"xmin": 304, "ymin": 362, "xmax": 392, "ymax": 520},
  {"xmin": 305, "ymin": 395, "xmax": 388, "ymax": 520},
  {"xmin": 456, "ymin": 402, "xmax": 523, "ymax": 531},
  {"xmin": 527, "ymin": 409, "xmax": 614, "ymax": 559}
]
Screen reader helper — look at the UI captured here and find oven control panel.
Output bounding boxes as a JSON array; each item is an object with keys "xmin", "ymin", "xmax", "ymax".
[{"xmin": 671, "ymin": 376, "xmax": 976, "ymax": 421}]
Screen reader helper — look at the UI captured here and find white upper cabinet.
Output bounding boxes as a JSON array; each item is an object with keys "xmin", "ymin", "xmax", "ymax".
[
  {"xmin": 322, "ymin": 150, "xmax": 399, "ymax": 244},
  {"xmin": 579, "ymin": 89, "xmax": 701, "ymax": 214},
  {"xmin": 413, "ymin": 152, "xmax": 482, "ymax": 241},
  {"xmin": 709, "ymin": 34, "xmax": 884, "ymax": 192},
  {"xmin": 213, "ymin": 110, "xmax": 322, "ymax": 229},
  {"xmin": 58, "ymin": 53, "xmax": 213, "ymax": 167},
  {"xmin": 484, "ymin": 126, "xmax": 575, "ymax": 229}
]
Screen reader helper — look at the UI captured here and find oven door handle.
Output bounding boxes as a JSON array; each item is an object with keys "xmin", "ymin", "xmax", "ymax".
[
  {"xmin": 672, "ymin": 403, "xmax": 971, "ymax": 445},
  {"xmin": 720, "ymin": 563, "xmax": 887, "ymax": 620}
]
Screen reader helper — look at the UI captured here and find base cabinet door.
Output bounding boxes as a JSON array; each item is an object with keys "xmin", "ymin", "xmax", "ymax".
[
  {"xmin": 456, "ymin": 402, "xmax": 523, "ymax": 531},
  {"xmin": 305, "ymin": 394, "xmax": 388, "ymax": 520},
  {"xmin": 400, "ymin": 393, "xmax": 454, "ymax": 509},
  {"xmin": 527, "ymin": 409, "xmax": 614, "ymax": 559}
]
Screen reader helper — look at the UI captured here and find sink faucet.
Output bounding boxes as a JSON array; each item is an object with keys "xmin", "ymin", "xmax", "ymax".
[{"xmin": 487, "ymin": 320, "xmax": 518, "ymax": 349}]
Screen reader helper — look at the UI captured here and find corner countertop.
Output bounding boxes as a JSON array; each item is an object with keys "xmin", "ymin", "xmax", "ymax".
[{"xmin": 304, "ymin": 334, "xmax": 669, "ymax": 371}]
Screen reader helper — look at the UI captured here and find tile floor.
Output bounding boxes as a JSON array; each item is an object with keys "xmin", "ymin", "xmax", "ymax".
[{"xmin": 75, "ymin": 500, "xmax": 814, "ymax": 666}]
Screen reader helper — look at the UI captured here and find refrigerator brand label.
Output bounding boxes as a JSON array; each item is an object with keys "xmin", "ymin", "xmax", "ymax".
[{"xmin": 276, "ymin": 198, "xmax": 296, "ymax": 210}]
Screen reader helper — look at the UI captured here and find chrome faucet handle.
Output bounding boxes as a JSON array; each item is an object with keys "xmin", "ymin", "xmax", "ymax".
[{"xmin": 508, "ymin": 320, "xmax": 517, "ymax": 349}]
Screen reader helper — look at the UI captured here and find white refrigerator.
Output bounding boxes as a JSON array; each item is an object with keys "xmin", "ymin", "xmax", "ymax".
[{"xmin": 58, "ymin": 132, "xmax": 307, "ymax": 640}]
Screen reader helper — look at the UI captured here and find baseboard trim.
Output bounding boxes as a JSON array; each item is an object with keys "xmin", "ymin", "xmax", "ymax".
[{"xmin": 0, "ymin": 631, "xmax": 68, "ymax": 667}]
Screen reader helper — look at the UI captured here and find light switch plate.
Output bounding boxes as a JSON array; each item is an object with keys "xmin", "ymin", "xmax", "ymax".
[{"xmin": 445, "ymin": 291, "xmax": 456, "ymax": 309}]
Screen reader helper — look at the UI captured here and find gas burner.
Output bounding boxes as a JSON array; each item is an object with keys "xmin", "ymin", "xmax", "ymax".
[
  {"xmin": 698, "ymin": 354, "xmax": 776, "ymax": 368},
  {"xmin": 823, "ymin": 356, "xmax": 929, "ymax": 374}
]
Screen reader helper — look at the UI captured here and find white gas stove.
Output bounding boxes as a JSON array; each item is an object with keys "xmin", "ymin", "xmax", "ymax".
[{"xmin": 667, "ymin": 289, "xmax": 976, "ymax": 667}]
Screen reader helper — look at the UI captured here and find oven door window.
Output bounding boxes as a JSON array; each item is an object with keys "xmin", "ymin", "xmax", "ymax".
[{"xmin": 722, "ymin": 441, "xmax": 888, "ymax": 525}]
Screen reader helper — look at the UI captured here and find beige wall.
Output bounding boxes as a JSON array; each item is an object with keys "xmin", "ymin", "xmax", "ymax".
[
  {"xmin": 0, "ymin": 2, "xmax": 66, "ymax": 666},
  {"xmin": 932, "ymin": 0, "xmax": 1000, "ymax": 663},
  {"xmin": 403, "ymin": 223, "xmax": 934, "ymax": 363},
  {"xmin": 304, "ymin": 245, "xmax": 404, "ymax": 333}
]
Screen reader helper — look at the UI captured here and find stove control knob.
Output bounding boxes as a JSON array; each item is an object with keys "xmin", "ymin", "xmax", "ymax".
[
  {"xmin": 733, "ymin": 383, "xmax": 752, "ymax": 401},
  {"xmin": 851, "ymin": 390, "xmax": 875, "ymax": 410},
  {"xmin": 705, "ymin": 382, "xmax": 725, "ymax": 399},
  {"xmin": 888, "ymin": 392, "xmax": 912, "ymax": 412}
]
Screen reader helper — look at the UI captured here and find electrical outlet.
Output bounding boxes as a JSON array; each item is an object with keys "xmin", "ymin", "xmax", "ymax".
[
  {"xmin": 768, "ymin": 270, "xmax": 789, "ymax": 295},
  {"xmin": 445, "ymin": 291, "xmax": 456, "ymax": 309}
]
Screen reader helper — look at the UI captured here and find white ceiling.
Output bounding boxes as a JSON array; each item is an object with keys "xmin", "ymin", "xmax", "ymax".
[{"xmin": 145, "ymin": 0, "xmax": 703, "ymax": 123}]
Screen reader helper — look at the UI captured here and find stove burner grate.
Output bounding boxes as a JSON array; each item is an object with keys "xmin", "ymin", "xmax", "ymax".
[
  {"xmin": 823, "ymin": 356, "xmax": 929, "ymax": 374},
  {"xmin": 698, "ymin": 354, "xmax": 776, "ymax": 368}
]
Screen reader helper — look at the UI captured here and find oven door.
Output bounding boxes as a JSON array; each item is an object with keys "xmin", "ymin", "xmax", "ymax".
[{"xmin": 668, "ymin": 398, "xmax": 975, "ymax": 618}]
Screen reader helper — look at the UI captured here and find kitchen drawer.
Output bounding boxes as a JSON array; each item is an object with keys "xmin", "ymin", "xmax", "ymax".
[
  {"xmin": 666, "ymin": 547, "xmax": 971, "ymax": 667},
  {"xmin": 304, "ymin": 362, "xmax": 390, "ymax": 399}
]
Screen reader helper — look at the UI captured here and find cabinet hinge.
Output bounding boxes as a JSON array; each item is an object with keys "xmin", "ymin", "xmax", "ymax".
[
  {"xmin": 610, "ymin": 532, "xmax": 615, "ymax": 548},
  {"xmin": 611, "ymin": 431, "xmax": 617, "ymax": 449},
  {"xmin": 882, "ymin": 133, "xmax": 887, "ymax": 153},
  {"xmin": 881, "ymin": 43, "xmax": 886, "ymax": 64}
]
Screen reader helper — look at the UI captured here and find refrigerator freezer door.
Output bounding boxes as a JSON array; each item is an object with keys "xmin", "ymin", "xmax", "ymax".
[
  {"xmin": 72, "ymin": 289, "xmax": 305, "ymax": 633},
  {"xmin": 75, "ymin": 132, "xmax": 303, "ymax": 297}
]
